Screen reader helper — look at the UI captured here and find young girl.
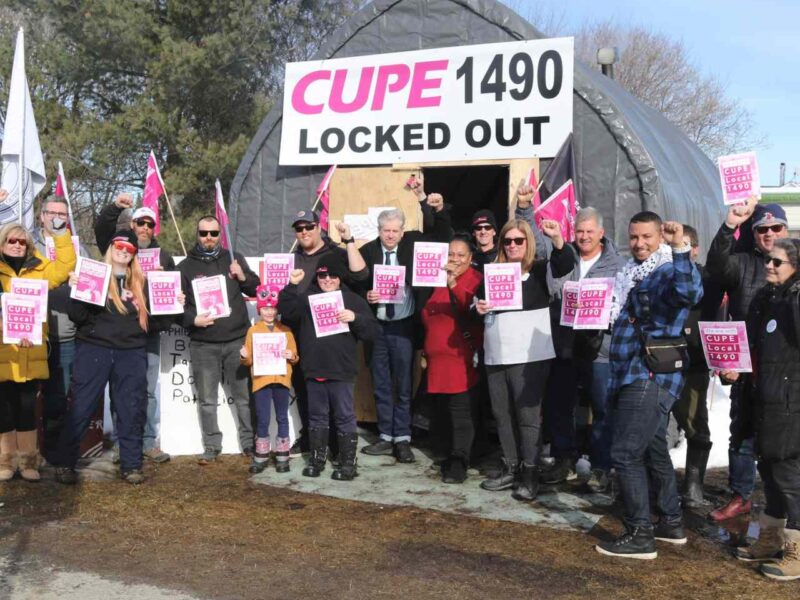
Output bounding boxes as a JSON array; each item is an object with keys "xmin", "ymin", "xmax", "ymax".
[
  {"xmin": 54, "ymin": 230, "xmax": 183, "ymax": 485},
  {"xmin": 241, "ymin": 285, "xmax": 299, "ymax": 473}
]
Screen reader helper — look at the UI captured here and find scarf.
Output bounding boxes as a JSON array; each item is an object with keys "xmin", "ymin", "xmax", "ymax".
[
  {"xmin": 194, "ymin": 243, "xmax": 222, "ymax": 259},
  {"xmin": 610, "ymin": 244, "xmax": 673, "ymax": 324},
  {"xmin": 2, "ymin": 253, "xmax": 26, "ymax": 274}
]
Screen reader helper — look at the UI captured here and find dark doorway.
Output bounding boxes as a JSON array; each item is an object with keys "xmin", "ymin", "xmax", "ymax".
[{"xmin": 422, "ymin": 165, "xmax": 509, "ymax": 234}]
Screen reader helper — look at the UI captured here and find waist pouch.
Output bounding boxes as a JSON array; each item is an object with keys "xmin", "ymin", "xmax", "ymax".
[{"xmin": 642, "ymin": 335, "xmax": 688, "ymax": 374}]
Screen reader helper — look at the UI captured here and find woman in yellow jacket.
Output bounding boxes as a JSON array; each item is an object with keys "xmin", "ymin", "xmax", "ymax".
[{"xmin": 0, "ymin": 221, "xmax": 76, "ymax": 481}]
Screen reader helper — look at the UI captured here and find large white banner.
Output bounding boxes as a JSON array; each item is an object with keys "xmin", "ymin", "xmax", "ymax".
[{"xmin": 280, "ymin": 38, "xmax": 574, "ymax": 165}]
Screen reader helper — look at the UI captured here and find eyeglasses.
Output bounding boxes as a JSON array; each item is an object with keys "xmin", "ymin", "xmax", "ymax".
[
  {"xmin": 316, "ymin": 273, "xmax": 339, "ymax": 280},
  {"xmin": 756, "ymin": 225, "xmax": 785, "ymax": 234},
  {"xmin": 113, "ymin": 241, "xmax": 136, "ymax": 254},
  {"xmin": 43, "ymin": 210, "xmax": 68, "ymax": 218},
  {"xmin": 198, "ymin": 230, "xmax": 220, "ymax": 238},
  {"xmin": 6, "ymin": 238, "xmax": 27, "ymax": 247},
  {"xmin": 473, "ymin": 224, "xmax": 494, "ymax": 232},
  {"xmin": 134, "ymin": 219, "xmax": 155, "ymax": 228},
  {"xmin": 502, "ymin": 237, "xmax": 526, "ymax": 246},
  {"xmin": 765, "ymin": 256, "xmax": 790, "ymax": 268},
  {"xmin": 294, "ymin": 224, "xmax": 317, "ymax": 233}
]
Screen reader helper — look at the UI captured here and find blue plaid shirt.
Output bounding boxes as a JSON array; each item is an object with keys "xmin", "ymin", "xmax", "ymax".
[{"xmin": 609, "ymin": 250, "xmax": 703, "ymax": 399}]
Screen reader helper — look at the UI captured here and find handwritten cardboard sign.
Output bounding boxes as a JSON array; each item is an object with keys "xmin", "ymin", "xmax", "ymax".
[
  {"xmin": 699, "ymin": 321, "xmax": 752, "ymax": 372},
  {"xmin": 373, "ymin": 264, "xmax": 406, "ymax": 304},
  {"xmin": 70, "ymin": 257, "xmax": 111, "ymax": 307},
  {"xmin": 484, "ymin": 262, "xmax": 522, "ymax": 310},
  {"xmin": 148, "ymin": 271, "xmax": 183, "ymax": 315},
  {"xmin": 309, "ymin": 290, "xmax": 349, "ymax": 338},
  {"xmin": 2, "ymin": 294, "xmax": 43, "ymax": 345},
  {"xmin": 412, "ymin": 242, "xmax": 448, "ymax": 287},
  {"xmin": 10, "ymin": 278, "xmax": 48, "ymax": 322},
  {"xmin": 718, "ymin": 152, "xmax": 761, "ymax": 205},
  {"xmin": 252, "ymin": 332, "xmax": 288, "ymax": 376}
]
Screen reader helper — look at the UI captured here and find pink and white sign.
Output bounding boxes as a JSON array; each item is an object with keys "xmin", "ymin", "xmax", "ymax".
[
  {"xmin": 45, "ymin": 235, "xmax": 80, "ymax": 262},
  {"xmin": 252, "ymin": 332, "xmax": 288, "ymax": 376},
  {"xmin": 10, "ymin": 277, "xmax": 48, "ymax": 322},
  {"xmin": 573, "ymin": 277, "xmax": 614, "ymax": 330},
  {"xmin": 718, "ymin": 152, "xmax": 761, "ymax": 205},
  {"xmin": 137, "ymin": 247, "xmax": 161, "ymax": 273},
  {"xmin": 412, "ymin": 242, "xmax": 448, "ymax": 287},
  {"xmin": 148, "ymin": 271, "xmax": 183, "ymax": 315},
  {"xmin": 560, "ymin": 280, "xmax": 580, "ymax": 327},
  {"xmin": 484, "ymin": 262, "xmax": 522, "ymax": 310},
  {"xmin": 70, "ymin": 257, "xmax": 111, "ymax": 307},
  {"xmin": 2, "ymin": 294, "xmax": 42, "ymax": 345},
  {"xmin": 309, "ymin": 290, "xmax": 349, "ymax": 338},
  {"xmin": 260, "ymin": 254, "xmax": 295, "ymax": 291},
  {"xmin": 699, "ymin": 321, "xmax": 752, "ymax": 372},
  {"xmin": 191, "ymin": 275, "xmax": 230, "ymax": 319},
  {"xmin": 373, "ymin": 264, "xmax": 406, "ymax": 304}
]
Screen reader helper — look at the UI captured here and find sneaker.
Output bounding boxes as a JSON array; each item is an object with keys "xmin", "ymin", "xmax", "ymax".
[
  {"xmin": 143, "ymin": 447, "xmax": 171, "ymax": 464},
  {"xmin": 121, "ymin": 469, "xmax": 146, "ymax": 485},
  {"xmin": 361, "ymin": 440, "xmax": 393, "ymax": 456},
  {"xmin": 197, "ymin": 447, "xmax": 220, "ymax": 465},
  {"xmin": 595, "ymin": 527, "xmax": 657, "ymax": 559},
  {"xmin": 586, "ymin": 468, "xmax": 611, "ymax": 493},
  {"xmin": 55, "ymin": 467, "xmax": 78, "ymax": 485},
  {"xmin": 539, "ymin": 457, "xmax": 577, "ymax": 485},
  {"xmin": 393, "ymin": 441, "xmax": 415, "ymax": 463},
  {"xmin": 653, "ymin": 521, "xmax": 688, "ymax": 545},
  {"xmin": 709, "ymin": 494, "xmax": 752, "ymax": 522}
]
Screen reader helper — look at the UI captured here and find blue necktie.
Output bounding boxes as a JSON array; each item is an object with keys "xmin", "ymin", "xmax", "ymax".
[{"xmin": 385, "ymin": 250, "xmax": 395, "ymax": 319}]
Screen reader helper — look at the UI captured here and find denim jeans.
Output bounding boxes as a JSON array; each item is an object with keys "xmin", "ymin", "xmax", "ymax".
[
  {"xmin": 577, "ymin": 359, "xmax": 613, "ymax": 472},
  {"xmin": 306, "ymin": 380, "xmax": 357, "ymax": 434},
  {"xmin": 728, "ymin": 381, "xmax": 756, "ymax": 499},
  {"xmin": 143, "ymin": 332, "xmax": 161, "ymax": 451},
  {"xmin": 44, "ymin": 338, "xmax": 75, "ymax": 421},
  {"xmin": 370, "ymin": 319, "xmax": 414, "ymax": 442},
  {"xmin": 759, "ymin": 456, "xmax": 800, "ymax": 530},
  {"xmin": 611, "ymin": 378, "xmax": 682, "ymax": 529},
  {"xmin": 189, "ymin": 338, "xmax": 254, "ymax": 452}
]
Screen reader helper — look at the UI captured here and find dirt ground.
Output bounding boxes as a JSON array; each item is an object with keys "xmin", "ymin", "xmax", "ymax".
[{"xmin": 0, "ymin": 458, "xmax": 796, "ymax": 600}]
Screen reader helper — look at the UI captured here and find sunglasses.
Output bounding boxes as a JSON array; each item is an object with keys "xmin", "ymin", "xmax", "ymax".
[
  {"xmin": 198, "ymin": 230, "xmax": 220, "ymax": 238},
  {"xmin": 294, "ymin": 223, "xmax": 317, "ymax": 233},
  {"xmin": 316, "ymin": 273, "xmax": 339, "ymax": 280},
  {"xmin": 6, "ymin": 237, "xmax": 27, "ymax": 247},
  {"xmin": 502, "ymin": 237, "xmax": 526, "ymax": 246},
  {"xmin": 756, "ymin": 225, "xmax": 785, "ymax": 234},
  {"xmin": 134, "ymin": 219, "xmax": 155, "ymax": 228},
  {"xmin": 473, "ymin": 224, "xmax": 494, "ymax": 232},
  {"xmin": 113, "ymin": 241, "xmax": 137, "ymax": 254},
  {"xmin": 765, "ymin": 256, "xmax": 791, "ymax": 268}
]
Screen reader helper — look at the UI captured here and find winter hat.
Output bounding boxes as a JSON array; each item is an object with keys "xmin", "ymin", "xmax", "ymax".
[
  {"xmin": 256, "ymin": 285, "xmax": 280, "ymax": 311},
  {"xmin": 315, "ymin": 254, "xmax": 345, "ymax": 279},
  {"xmin": 471, "ymin": 209, "xmax": 498, "ymax": 231},
  {"xmin": 110, "ymin": 230, "xmax": 138, "ymax": 254},
  {"xmin": 751, "ymin": 204, "xmax": 788, "ymax": 230}
]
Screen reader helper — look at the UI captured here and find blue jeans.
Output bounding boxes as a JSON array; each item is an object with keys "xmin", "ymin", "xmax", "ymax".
[
  {"xmin": 254, "ymin": 385, "xmax": 291, "ymax": 439},
  {"xmin": 44, "ymin": 338, "xmax": 76, "ymax": 420},
  {"xmin": 306, "ymin": 380, "xmax": 357, "ymax": 434},
  {"xmin": 578, "ymin": 359, "xmax": 613, "ymax": 472},
  {"xmin": 611, "ymin": 378, "xmax": 682, "ymax": 529},
  {"xmin": 143, "ymin": 333, "xmax": 161, "ymax": 451},
  {"xmin": 729, "ymin": 381, "xmax": 756, "ymax": 499},
  {"xmin": 370, "ymin": 319, "xmax": 414, "ymax": 442}
]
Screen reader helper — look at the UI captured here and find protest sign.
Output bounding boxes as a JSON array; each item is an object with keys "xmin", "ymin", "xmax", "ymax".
[
  {"xmin": 309, "ymin": 290, "xmax": 349, "ymax": 338},
  {"xmin": 718, "ymin": 152, "xmax": 761, "ymax": 205},
  {"xmin": 252, "ymin": 332, "xmax": 288, "ymax": 376},
  {"xmin": 260, "ymin": 254, "xmax": 295, "ymax": 291},
  {"xmin": 699, "ymin": 321, "xmax": 752, "ymax": 372},
  {"xmin": 45, "ymin": 235, "xmax": 80, "ymax": 262},
  {"xmin": 373, "ymin": 264, "xmax": 406, "ymax": 304},
  {"xmin": 70, "ymin": 257, "xmax": 111, "ymax": 306},
  {"xmin": 137, "ymin": 247, "xmax": 161, "ymax": 273},
  {"xmin": 148, "ymin": 271, "xmax": 183, "ymax": 315},
  {"xmin": 573, "ymin": 277, "xmax": 614, "ymax": 330},
  {"xmin": 10, "ymin": 277, "xmax": 48, "ymax": 322},
  {"xmin": 484, "ymin": 262, "xmax": 522, "ymax": 310},
  {"xmin": 280, "ymin": 37, "xmax": 574, "ymax": 165},
  {"xmin": 412, "ymin": 241, "xmax": 448, "ymax": 287},
  {"xmin": 560, "ymin": 280, "xmax": 580, "ymax": 327},
  {"xmin": 2, "ymin": 294, "xmax": 42, "ymax": 345},
  {"xmin": 191, "ymin": 274, "xmax": 230, "ymax": 319}
]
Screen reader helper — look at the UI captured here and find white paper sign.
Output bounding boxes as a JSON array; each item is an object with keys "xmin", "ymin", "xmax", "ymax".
[
  {"xmin": 412, "ymin": 242, "xmax": 448, "ymax": 287},
  {"xmin": 252, "ymin": 332, "xmax": 288, "ymax": 376},
  {"xmin": 280, "ymin": 38, "xmax": 574, "ymax": 165},
  {"xmin": 260, "ymin": 254, "xmax": 295, "ymax": 291},
  {"xmin": 148, "ymin": 271, "xmax": 183, "ymax": 315},
  {"xmin": 2, "ymin": 294, "xmax": 43, "ymax": 345},
  {"xmin": 70, "ymin": 257, "xmax": 111, "ymax": 306},
  {"xmin": 45, "ymin": 235, "xmax": 80, "ymax": 262},
  {"xmin": 191, "ymin": 275, "xmax": 231, "ymax": 319},
  {"xmin": 10, "ymin": 278, "xmax": 48, "ymax": 322},
  {"xmin": 138, "ymin": 247, "xmax": 161, "ymax": 273},
  {"xmin": 309, "ymin": 290, "xmax": 349, "ymax": 338}
]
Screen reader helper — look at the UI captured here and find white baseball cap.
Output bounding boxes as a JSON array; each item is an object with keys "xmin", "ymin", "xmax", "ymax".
[{"xmin": 131, "ymin": 207, "xmax": 157, "ymax": 222}]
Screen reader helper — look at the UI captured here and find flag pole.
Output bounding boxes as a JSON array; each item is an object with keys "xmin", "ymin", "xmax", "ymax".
[
  {"xmin": 153, "ymin": 161, "xmax": 187, "ymax": 255},
  {"xmin": 58, "ymin": 161, "xmax": 77, "ymax": 234},
  {"xmin": 215, "ymin": 179, "xmax": 235, "ymax": 263},
  {"xmin": 17, "ymin": 29, "xmax": 25, "ymax": 226}
]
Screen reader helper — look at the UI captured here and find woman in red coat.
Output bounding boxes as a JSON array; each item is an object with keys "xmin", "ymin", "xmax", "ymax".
[{"xmin": 421, "ymin": 234, "xmax": 483, "ymax": 484}]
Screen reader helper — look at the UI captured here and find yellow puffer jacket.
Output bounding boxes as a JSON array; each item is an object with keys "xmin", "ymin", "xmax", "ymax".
[{"xmin": 0, "ymin": 234, "xmax": 77, "ymax": 382}]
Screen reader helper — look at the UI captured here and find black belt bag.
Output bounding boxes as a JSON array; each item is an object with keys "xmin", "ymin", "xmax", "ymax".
[{"xmin": 632, "ymin": 318, "xmax": 688, "ymax": 374}]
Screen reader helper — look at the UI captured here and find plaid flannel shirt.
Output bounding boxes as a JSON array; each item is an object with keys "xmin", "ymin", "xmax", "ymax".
[{"xmin": 609, "ymin": 250, "xmax": 703, "ymax": 400}]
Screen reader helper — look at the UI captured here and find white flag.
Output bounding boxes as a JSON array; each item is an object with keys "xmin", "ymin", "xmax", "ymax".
[{"xmin": 1, "ymin": 29, "xmax": 46, "ymax": 230}]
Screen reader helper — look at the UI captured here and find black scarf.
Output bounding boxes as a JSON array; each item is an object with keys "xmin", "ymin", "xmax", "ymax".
[{"xmin": 2, "ymin": 253, "xmax": 26, "ymax": 274}]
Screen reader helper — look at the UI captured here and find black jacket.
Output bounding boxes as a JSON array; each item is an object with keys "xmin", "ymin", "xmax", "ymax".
[
  {"xmin": 743, "ymin": 276, "xmax": 800, "ymax": 460},
  {"xmin": 178, "ymin": 246, "xmax": 260, "ymax": 343},
  {"xmin": 95, "ymin": 203, "xmax": 176, "ymax": 270},
  {"xmin": 277, "ymin": 281, "xmax": 379, "ymax": 381},
  {"xmin": 683, "ymin": 263, "xmax": 725, "ymax": 370},
  {"xmin": 471, "ymin": 246, "xmax": 498, "ymax": 272},
  {"xmin": 706, "ymin": 223, "xmax": 766, "ymax": 321},
  {"xmin": 293, "ymin": 239, "xmax": 368, "ymax": 295}
]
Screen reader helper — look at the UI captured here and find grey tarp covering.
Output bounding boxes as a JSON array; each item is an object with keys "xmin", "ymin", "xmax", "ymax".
[{"xmin": 230, "ymin": 0, "xmax": 726, "ymax": 258}]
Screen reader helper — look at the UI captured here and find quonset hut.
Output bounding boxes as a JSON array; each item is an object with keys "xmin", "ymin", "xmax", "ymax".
[{"xmin": 230, "ymin": 0, "xmax": 725, "ymax": 256}]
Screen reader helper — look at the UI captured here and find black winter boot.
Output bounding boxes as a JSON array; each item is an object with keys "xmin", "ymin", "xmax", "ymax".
[
  {"xmin": 302, "ymin": 428, "xmax": 329, "ymax": 477},
  {"xmin": 683, "ymin": 441, "xmax": 711, "ymax": 508},
  {"xmin": 480, "ymin": 457, "xmax": 518, "ymax": 491},
  {"xmin": 331, "ymin": 432, "xmax": 359, "ymax": 481},
  {"xmin": 512, "ymin": 463, "xmax": 539, "ymax": 502}
]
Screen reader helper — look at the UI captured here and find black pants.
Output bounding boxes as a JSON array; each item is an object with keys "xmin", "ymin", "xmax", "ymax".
[
  {"xmin": 430, "ymin": 388, "xmax": 479, "ymax": 462},
  {"xmin": 759, "ymin": 456, "xmax": 800, "ymax": 531},
  {"xmin": 672, "ymin": 368, "xmax": 711, "ymax": 448},
  {"xmin": 0, "ymin": 381, "xmax": 38, "ymax": 433}
]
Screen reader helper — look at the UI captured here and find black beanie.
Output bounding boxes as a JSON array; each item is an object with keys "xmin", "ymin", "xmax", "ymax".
[{"xmin": 470, "ymin": 209, "xmax": 498, "ymax": 231}]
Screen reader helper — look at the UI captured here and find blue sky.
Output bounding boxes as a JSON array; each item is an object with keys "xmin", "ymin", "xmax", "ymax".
[{"xmin": 503, "ymin": 0, "xmax": 799, "ymax": 185}]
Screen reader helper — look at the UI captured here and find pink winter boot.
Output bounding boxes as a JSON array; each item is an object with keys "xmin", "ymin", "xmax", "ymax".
[
  {"xmin": 275, "ymin": 437, "xmax": 291, "ymax": 473},
  {"xmin": 249, "ymin": 437, "xmax": 271, "ymax": 474}
]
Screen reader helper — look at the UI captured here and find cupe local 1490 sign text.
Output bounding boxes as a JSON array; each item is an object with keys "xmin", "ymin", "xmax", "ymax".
[{"xmin": 279, "ymin": 38, "xmax": 574, "ymax": 166}]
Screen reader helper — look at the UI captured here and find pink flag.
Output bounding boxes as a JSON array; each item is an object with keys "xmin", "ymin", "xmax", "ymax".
[
  {"xmin": 534, "ymin": 179, "xmax": 577, "ymax": 242},
  {"xmin": 54, "ymin": 168, "xmax": 66, "ymax": 198},
  {"xmin": 526, "ymin": 166, "xmax": 542, "ymax": 211},
  {"xmin": 316, "ymin": 165, "xmax": 337, "ymax": 232},
  {"xmin": 215, "ymin": 179, "xmax": 231, "ymax": 252},
  {"xmin": 143, "ymin": 151, "xmax": 164, "ymax": 236}
]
